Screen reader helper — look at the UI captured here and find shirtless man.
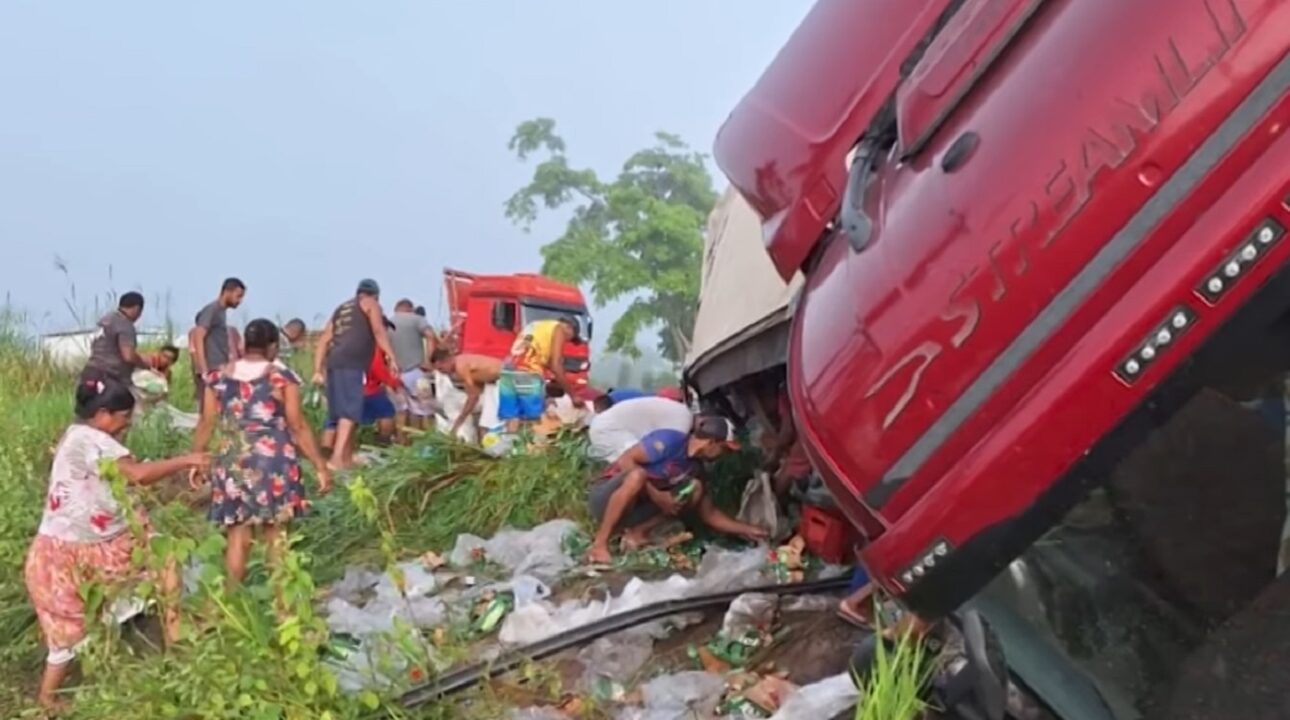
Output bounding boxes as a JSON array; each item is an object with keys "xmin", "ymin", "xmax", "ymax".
[{"xmin": 432, "ymin": 350, "xmax": 502, "ymax": 438}]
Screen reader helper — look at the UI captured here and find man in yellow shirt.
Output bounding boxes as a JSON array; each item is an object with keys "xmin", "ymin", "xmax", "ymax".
[{"xmin": 500, "ymin": 316, "xmax": 580, "ymax": 431}]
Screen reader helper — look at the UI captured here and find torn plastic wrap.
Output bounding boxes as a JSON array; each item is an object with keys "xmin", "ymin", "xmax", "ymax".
[
  {"xmin": 722, "ymin": 593, "xmax": 780, "ymax": 636},
  {"xmin": 738, "ymin": 471, "xmax": 788, "ymax": 542},
  {"xmin": 447, "ymin": 520, "xmax": 579, "ymax": 583},
  {"xmin": 616, "ymin": 671, "xmax": 727, "ymax": 720},
  {"xmin": 577, "ymin": 630, "xmax": 655, "ymax": 697},
  {"xmin": 500, "ymin": 547, "xmax": 768, "ymax": 646}
]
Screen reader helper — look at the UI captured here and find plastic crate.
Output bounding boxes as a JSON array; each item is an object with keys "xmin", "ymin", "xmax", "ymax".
[{"xmin": 799, "ymin": 504, "xmax": 859, "ymax": 565}]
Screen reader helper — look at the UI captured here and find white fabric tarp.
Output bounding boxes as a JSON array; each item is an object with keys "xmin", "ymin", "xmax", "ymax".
[{"xmin": 684, "ymin": 188, "xmax": 803, "ymax": 388}]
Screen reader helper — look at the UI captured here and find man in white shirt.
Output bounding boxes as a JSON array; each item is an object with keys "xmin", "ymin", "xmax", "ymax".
[{"xmin": 588, "ymin": 395, "xmax": 693, "ymax": 465}]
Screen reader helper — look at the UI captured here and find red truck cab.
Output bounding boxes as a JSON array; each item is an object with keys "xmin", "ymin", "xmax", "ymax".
[
  {"xmin": 717, "ymin": 0, "xmax": 1290, "ymax": 618},
  {"xmin": 444, "ymin": 269, "xmax": 592, "ymax": 389}
]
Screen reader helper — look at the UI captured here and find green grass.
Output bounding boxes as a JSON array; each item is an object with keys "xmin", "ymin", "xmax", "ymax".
[
  {"xmin": 0, "ymin": 311, "xmax": 593, "ymax": 718},
  {"xmin": 854, "ymin": 612, "xmax": 934, "ymax": 720}
]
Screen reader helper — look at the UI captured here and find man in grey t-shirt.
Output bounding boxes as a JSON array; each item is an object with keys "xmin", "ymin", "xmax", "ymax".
[
  {"xmin": 389, "ymin": 298, "xmax": 438, "ymax": 431},
  {"xmin": 81, "ymin": 292, "xmax": 148, "ymax": 383},
  {"xmin": 190, "ymin": 277, "xmax": 247, "ymax": 408}
]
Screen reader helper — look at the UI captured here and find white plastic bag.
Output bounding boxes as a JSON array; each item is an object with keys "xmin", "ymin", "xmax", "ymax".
[
  {"xmin": 638, "ymin": 671, "xmax": 727, "ymax": 717},
  {"xmin": 434, "ymin": 371, "xmax": 479, "ymax": 443},
  {"xmin": 738, "ymin": 471, "xmax": 787, "ymax": 542},
  {"xmin": 768, "ymin": 674, "xmax": 860, "ymax": 720},
  {"xmin": 577, "ymin": 630, "xmax": 654, "ymax": 692},
  {"xmin": 722, "ymin": 593, "xmax": 780, "ymax": 636}
]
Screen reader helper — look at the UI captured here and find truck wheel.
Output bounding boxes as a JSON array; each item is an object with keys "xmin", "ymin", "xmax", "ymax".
[{"xmin": 1157, "ymin": 566, "xmax": 1290, "ymax": 719}]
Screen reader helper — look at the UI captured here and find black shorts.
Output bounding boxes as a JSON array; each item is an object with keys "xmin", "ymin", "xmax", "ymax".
[{"xmin": 588, "ymin": 472, "xmax": 662, "ymax": 531}]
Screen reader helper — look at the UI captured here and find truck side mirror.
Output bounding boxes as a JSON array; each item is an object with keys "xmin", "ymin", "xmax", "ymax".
[{"xmin": 491, "ymin": 302, "xmax": 516, "ymax": 331}]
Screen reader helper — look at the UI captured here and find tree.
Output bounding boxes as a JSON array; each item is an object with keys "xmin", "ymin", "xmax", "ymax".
[{"xmin": 505, "ymin": 118, "xmax": 717, "ymax": 364}]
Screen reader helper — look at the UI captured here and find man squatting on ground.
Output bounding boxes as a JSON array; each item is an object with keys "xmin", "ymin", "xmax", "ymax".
[{"xmin": 587, "ymin": 415, "xmax": 769, "ymax": 564}]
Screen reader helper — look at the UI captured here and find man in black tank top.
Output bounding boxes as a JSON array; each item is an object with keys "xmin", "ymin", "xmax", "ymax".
[{"xmin": 313, "ymin": 279, "xmax": 399, "ymax": 469}]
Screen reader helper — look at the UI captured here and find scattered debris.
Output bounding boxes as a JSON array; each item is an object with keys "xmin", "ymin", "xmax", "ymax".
[
  {"xmin": 500, "ymin": 547, "xmax": 769, "ymax": 646},
  {"xmin": 420, "ymin": 550, "xmax": 446, "ymax": 570}
]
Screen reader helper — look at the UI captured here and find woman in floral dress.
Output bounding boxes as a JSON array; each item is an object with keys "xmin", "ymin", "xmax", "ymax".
[
  {"xmin": 26, "ymin": 375, "xmax": 209, "ymax": 709},
  {"xmin": 191, "ymin": 318, "xmax": 331, "ymax": 587}
]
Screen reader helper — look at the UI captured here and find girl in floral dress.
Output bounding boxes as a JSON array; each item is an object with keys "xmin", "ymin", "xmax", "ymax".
[
  {"xmin": 25, "ymin": 375, "xmax": 209, "ymax": 709},
  {"xmin": 191, "ymin": 319, "xmax": 331, "ymax": 587}
]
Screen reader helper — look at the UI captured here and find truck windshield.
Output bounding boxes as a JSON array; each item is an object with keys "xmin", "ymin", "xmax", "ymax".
[{"xmin": 520, "ymin": 303, "xmax": 592, "ymax": 343}]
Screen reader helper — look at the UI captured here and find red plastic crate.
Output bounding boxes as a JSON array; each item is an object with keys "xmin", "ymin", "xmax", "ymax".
[{"xmin": 799, "ymin": 504, "xmax": 859, "ymax": 565}]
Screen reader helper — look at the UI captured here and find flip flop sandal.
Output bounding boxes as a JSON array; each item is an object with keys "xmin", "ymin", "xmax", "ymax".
[{"xmin": 836, "ymin": 605, "xmax": 873, "ymax": 630}]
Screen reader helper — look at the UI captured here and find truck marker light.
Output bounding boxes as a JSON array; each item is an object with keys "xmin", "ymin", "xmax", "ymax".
[
  {"xmin": 899, "ymin": 540, "xmax": 955, "ymax": 589},
  {"xmin": 1197, "ymin": 219, "xmax": 1286, "ymax": 304},
  {"xmin": 1115, "ymin": 306, "xmax": 1197, "ymax": 384}
]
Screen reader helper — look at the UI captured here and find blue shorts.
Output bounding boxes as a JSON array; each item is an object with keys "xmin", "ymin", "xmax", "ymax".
[
  {"xmin": 498, "ymin": 369, "xmax": 545, "ymax": 421},
  {"xmin": 326, "ymin": 368, "xmax": 366, "ymax": 423},
  {"xmin": 326, "ymin": 392, "xmax": 396, "ymax": 430}
]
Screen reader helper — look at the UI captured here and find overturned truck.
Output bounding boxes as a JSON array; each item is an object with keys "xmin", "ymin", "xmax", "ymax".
[{"xmin": 712, "ymin": 0, "xmax": 1290, "ymax": 717}]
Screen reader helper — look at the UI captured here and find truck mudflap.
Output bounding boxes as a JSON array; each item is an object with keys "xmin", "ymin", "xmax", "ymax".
[{"xmin": 782, "ymin": 0, "xmax": 1290, "ymax": 610}]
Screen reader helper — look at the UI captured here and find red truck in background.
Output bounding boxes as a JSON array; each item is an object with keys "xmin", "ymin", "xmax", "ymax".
[
  {"xmin": 718, "ymin": 0, "xmax": 1290, "ymax": 715},
  {"xmin": 443, "ymin": 268, "xmax": 592, "ymax": 389}
]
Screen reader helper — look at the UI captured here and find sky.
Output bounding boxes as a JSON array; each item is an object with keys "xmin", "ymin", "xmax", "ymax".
[{"xmin": 0, "ymin": 1, "xmax": 812, "ymax": 350}]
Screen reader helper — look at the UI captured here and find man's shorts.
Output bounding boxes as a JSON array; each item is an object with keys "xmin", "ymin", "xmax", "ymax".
[
  {"xmin": 325, "ymin": 392, "xmax": 396, "ymax": 430},
  {"xmin": 392, "ymin": 368, "xmax": 435, "ymax": 417},
  {"xmin": 588, "ymin": 472, "xmax": 661, "ymax": 531},
  {"xmin": 498, "ymin": 369, "xmax": 545, "ymax": 422},
  {"xmin": 326, "ymin": 368, "xmax": 367, "ymax": 423}
]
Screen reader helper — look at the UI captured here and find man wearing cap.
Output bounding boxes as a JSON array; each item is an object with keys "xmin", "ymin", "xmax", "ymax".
[
  {"xmin": 500, "ymin": 315, "xmax": 583, "ymax": 432},
  {"xmin": 313, "ymin": 279, "xmax": 399, "ymax": 469},
  {"xmin": 587, "ymin": 415, "xmax": 770, "ymax": 564}
]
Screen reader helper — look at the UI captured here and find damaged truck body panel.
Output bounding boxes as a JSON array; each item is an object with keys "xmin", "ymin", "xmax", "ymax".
[{"xmin": 718, "ymin": 0, "xmax": 1290, "ymax": 612}]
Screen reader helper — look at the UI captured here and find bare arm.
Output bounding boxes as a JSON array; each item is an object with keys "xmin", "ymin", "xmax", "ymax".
[
  {"xmin": 362, "ymin": 299, "xmax": 398, "ymax": 370},
  {"xmin": 117, "ymin": 453, "xmax": 206, "ymax": 487},
  {"xmin": 118, "ymin": 337, "xmax": 147, "ymax": 369},
  {"xmin": 616, "ymin": 443, "xmax": 649, "ymax": 472},
  {"xmin": 549, "ymin": 327, "xmax": 570, "ymax": 392},
  {"xmin": 191, "ymin": 326, "xmax": 210, "ymax": 376},
  {"xmin": 313, "ymin": 321, "xmax": 335, "ymax": 380},
  {"xmin": 452, "ymin": 366, "xmax": 482, "ymax": 434},
  {"xmin": 698, "ymin": 490, "xmax": 767, "ymax": 540},
  {"xmin": 191, "ymin": 386, "xmax": 221, "ymax": 452},
  {"xmin": 283, "ymin": 382, "xmax": 330, "ymax": 489}
]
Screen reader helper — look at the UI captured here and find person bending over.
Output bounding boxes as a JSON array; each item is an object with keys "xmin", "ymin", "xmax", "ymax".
[{"xmin": 587, "ymin": 415, "xmax": 768, "ymax": 564}]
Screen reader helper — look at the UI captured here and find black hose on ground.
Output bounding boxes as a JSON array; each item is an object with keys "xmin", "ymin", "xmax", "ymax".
[{"xmin": 399, "ymin": 575, "xmax": 850, "ymax": 708}]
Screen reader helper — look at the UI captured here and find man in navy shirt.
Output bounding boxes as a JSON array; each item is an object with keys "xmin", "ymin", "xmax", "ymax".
[{"xmin": 587, "ymin": 415, "xmax": 769, "ymax": 563}]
